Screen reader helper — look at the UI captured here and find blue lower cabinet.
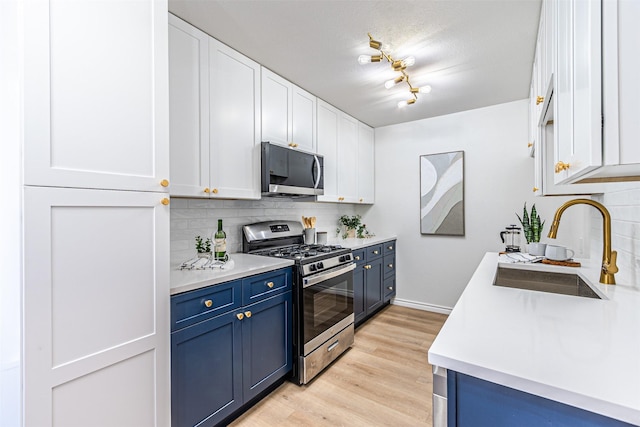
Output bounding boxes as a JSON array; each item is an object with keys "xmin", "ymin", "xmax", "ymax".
[
  {"xmin": 242, "ymin": 291, "xmax": 292, "ymax": 402},
  {"xmin": 171, "ymin": 311, "xmax": 243, "ymax": 427},
  {"xmin": 171, "ymin": 267, "xmax": 293, "ymax": 427},
  {"xmin": 353, "ymin": 259, "xmax": 366, "ymax": 324},
  {"xmin": 365, "ymin": 256, "xmax": 384, "ymax": 313},
  {"xmin": 449, "ymin": 371, "xmax": 634, "ymax": 427}
]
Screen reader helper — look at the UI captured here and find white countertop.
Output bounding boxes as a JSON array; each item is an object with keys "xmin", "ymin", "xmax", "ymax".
[
  {"xmin": 170, "ymin": 253, "xmax": 294, "ymax": 295},
  {"xmin": 428, "ymin": 252, "xmax": 640, "ymax": 425},
  {"xmin": 327, "ymin": 234, "xmax": 397, "ymax": 249}
]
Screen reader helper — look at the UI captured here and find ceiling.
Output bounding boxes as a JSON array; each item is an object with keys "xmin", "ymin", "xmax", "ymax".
[{"xmin": 168, "ymin": 0, "xmax": 542, "ymax": 128}]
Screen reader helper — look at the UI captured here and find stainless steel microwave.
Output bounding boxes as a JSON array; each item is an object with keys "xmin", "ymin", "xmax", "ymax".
[{"xmin": 261, "ymin": 142, "xmax": 324, "ymax": 197}]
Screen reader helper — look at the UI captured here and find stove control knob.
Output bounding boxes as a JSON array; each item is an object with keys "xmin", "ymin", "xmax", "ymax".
[
  {"xmin": 339, "ymin": 256, "xmax": 345, "ymax": 262},
  {"xmin": 309, "ymin": 264, "xmax": 317, "ymax": 272},
  {"xmin": 345, "ymin": 254, "xmax": 352, "ymax": 261},
  {"xmin": 316, "ymin": 262, "xmax": 324, "ymax": 270}
]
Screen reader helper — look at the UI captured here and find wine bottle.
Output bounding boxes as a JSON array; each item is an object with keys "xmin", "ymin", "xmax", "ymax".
[{"xmin": 214, "ymin": 219, "xmax": 227, "ymax": 260}]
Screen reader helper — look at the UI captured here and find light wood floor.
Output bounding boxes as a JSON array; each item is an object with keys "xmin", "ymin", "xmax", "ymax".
[{"xmin": 229, "ymin": 305, "xmax": 448, "ymax": 427}]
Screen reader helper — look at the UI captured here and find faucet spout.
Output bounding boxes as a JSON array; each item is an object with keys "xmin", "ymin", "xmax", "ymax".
[{"xmin": 547, "ymin": 199, "xmax": 618, "ymax": 285}]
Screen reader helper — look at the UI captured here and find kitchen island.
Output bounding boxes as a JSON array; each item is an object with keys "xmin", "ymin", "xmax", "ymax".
[{"xmin": 428, "ymin": 252, "xmax": 640, "ymax": 425}]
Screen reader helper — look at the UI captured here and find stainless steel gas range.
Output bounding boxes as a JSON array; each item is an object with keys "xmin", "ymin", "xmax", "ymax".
[{"xmin": 242, "ymin": 220, "xmax": 355, "ymax": 385}]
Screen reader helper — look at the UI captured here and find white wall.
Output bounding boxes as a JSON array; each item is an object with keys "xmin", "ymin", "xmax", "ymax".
[
  {"xmin": 0, "ymin": 1, "xmax": 22, "ymax": 425},
  {"xmin": 361, "ymin": 100, "xmax": 588, "ymax": 310}
]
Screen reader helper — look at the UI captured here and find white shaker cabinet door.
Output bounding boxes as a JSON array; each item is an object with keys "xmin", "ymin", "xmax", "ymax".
[
  {"xmin": 23, "ymin": 0, "xmax": 169, "ymax": 193},
  {"xmin": 316, "ymin": 100, "xmax": 340, "ymax": 202},
  {"xmin": 209, "ymin": 38, "xmax": 261, "ymax": 200},
  {"xmin": 261, "ymin": 67, "xmax": 291, "ymax": 147},
  {"xmin": 292, "ymin": 86, "xmax": 317, "ymax": 153},
  {"xmin": 23, "ymin": 186, "xmax": 170, "ymax": 427},
  {"xmin": 554, "ymin": 0, "xmax": 602, "ymax": 184},
  {"xmin": 357, "ymin": 122, "xmax": 375, "ymax": 204},
  {"xmin": 337, "ymin": 113, "xmax": 358, "ymax": 203},
  {"xmin": 168, "ymin": 14, "xmax": 210, "ymax": 198}
]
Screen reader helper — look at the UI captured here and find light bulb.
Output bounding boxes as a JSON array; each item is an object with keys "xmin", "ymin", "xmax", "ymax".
[
  {"xmin": 358, "ymin": 55, "xmax": 372, "ymax": 64},
  {"xmin": 419, "ymin": 85, "xmax": 432, "ymax": 93},
  {"xmin": 398, "ymin": 100, "xmax": 408, "ymax": 108},
  {"xmin": 384, "ymin": 79, "xmax": 396, "ymax": 89},
  {"xmin": 403, "ymin": 56, "xmax": 416, "ymax": 67}
]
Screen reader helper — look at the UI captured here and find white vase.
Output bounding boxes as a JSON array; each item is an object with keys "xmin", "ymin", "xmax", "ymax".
[{"xmin": 528, "ymin": 242, "xmax": 547, "ymax": 256}]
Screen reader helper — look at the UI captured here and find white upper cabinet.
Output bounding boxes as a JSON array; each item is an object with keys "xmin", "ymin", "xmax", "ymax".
[
  {"xmin": 316, "ymin": 100, "xmax": 340, "ymax": 202},
  {"xmin": 23, "ymin": 0, "xmax": 169, "ymax": 193},
  {"xmin": 337, "ymin": 113, "xmax": 359, "ymax": 203},
  {"xmin": 169, "ymin": 16, "xmax": 261, "ymax": 199},
  {"xmin": 209, "ymin": 38, "xmax": 261, "ymax": 199},
  {"xmin": 261, "ymin": 67, "xmax": 317, "ymax": 152},
  {"xmin": 554, "ymin": 0, "xmax": 602, "ymax": 184},
  {"xmin": 357, "ymin": 122, "xmax": 375, "ymax": 204},
  {"xmin": 168, "ymin": 15, "xmax": 210, "ymax": 197}
]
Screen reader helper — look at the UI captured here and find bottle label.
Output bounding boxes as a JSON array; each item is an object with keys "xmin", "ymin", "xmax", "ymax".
[{"xmin": 214, "ymin": 238, "xmax": 226, "ymax": 253}]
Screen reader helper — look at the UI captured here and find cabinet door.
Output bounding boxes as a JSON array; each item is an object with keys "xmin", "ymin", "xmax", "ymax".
[
  {"xmin": 209, "ymin": 39, "xmax": 261, "ymax": 199},
  {"xmin": 292, "ymin": 86, "xmax": 317, "ymax": 152},
  {"xmin": 316, "ymin": 100, "xmax": 340, "ymax": 202},
  {"xmin": 261, "ymin": 67, "xmax": 291, "ymax": 146},
  {"xmin": 357, "ymin": 122, "xmax": 375, "ymax": 204},
  {"xmin": 24, "ymin": 186, "xmax": 170, "ymax": 427},
  {"xmin": 23, "ymin": 0, "xmax": 169, "ymax": 192},
  {"xmin": 169, "ymin": 15, "xmax": 210, "ymax": 197},
  {"xmin": 555, "ymin": 0, "xmax": 602, "ymax": 184},
  {"xmin": 353, "ymin": 261, "xmax": 366, "ymax": 325},
  {"xmin": 171, "ymin": 310, "xmax": 242, "ymax": 427},
  {"xmin": 365, "ymin": 257, "xmax": 384, "ymax": 314},
  {"xmin": 337, "ymin": 113, "xmax": 359, "ymax": 203},
  {"xmin": 241, "ymin": 291, "xmax": 293, "ymax": 402}
]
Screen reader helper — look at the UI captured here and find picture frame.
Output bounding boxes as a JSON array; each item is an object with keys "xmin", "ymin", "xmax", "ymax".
[{"xmin": 420, "ymin": 151, "xmax": 465, "ymax": 236}]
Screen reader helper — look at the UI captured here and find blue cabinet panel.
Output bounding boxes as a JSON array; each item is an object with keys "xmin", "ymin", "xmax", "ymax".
[
  {"xmin": 365, "ymin": 256, "xmax": 383, "ymax": 313},
  {"xmin": 171, "ymin": 279, "xmax": 241, "ymax": 331},
  {"xmin": 241, "ymin": 268, "xmax": 292, "ymax": 306},
  {"xmin": 449, "ymin": 371, "xmax": 634, "ymax": 427},
  {"xmin": 171, "ymin": 310, "xmax": 242, "ymax": 427},
  {"xmin": 241, "ymin": 291, "xmax": 293, "ymax": 402},
  {"xmin": 353, "ymin": 263, "xmax": 366, "ymax": 324}
]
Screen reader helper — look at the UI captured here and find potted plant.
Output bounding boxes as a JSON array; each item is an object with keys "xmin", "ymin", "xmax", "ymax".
[
  {"xmin": 516, "ymin": 203, "xmax": 546, "ymax": 255},
  {"xmin": 337, "ymin": 215, "xmax": 361, "ymax": 239},
  {"xmin": 195, "ymin": 235, "xmax": 212, "ymax": 258}
]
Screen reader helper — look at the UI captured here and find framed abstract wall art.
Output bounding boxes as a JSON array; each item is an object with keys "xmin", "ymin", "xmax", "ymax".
[{"xmin": 420, "ymin": 151, "xmax": 465, "ymax": 236}]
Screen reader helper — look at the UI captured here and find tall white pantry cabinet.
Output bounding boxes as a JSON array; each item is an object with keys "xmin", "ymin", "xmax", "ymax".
[{"xmin": 22, "ymin": 1, "xmax": 170, "ymax": 426}]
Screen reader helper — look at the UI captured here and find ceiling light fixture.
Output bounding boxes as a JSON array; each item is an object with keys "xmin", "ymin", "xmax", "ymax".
[{"xmin": 358, "ymin": 33, "xmax": 431, "ymax": 107}]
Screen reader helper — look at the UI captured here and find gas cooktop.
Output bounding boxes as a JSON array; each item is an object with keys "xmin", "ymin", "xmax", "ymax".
[{"xmin": 250, "ymin": 244, "xmax": 349, "ymax": 261}]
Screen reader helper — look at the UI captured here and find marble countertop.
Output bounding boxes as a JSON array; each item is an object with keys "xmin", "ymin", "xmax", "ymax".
[
  {"xmin": 428, "ymin": 252, "xmax": 640, "ymax": 425},
  {"xmin": 327, "ymin": 234, "xmax": 397, "ymax": 249},
  {"xmin": 170, "ymin": 253, "xmax": 294, "ymax": 295}
]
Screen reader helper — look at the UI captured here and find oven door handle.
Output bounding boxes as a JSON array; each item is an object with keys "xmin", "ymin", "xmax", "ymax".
[{"xmin": 303, "ymin": 263, "xmax": 356, "ymax": 288}]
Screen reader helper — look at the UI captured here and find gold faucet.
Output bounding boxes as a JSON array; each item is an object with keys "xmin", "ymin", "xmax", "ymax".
[{"xmin": 547, "ymin": 199, "xmax": 618, "ymax": 284}]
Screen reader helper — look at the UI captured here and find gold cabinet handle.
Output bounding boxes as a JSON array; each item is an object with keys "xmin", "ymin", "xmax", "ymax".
[
  {"xmin": 338, "ymin": 197, "xmax": 344, "ymax": 201},
  {"xmin": 355, "ymin": 255, "xmax": 361, "ymax": 261},
  {"xmin": 160, "ymin": 179, "xmax": 169, "ymax": 187},
  {"xmin": 244, "ymin": 311, "xmax": 252, "ymax": 318},
  {"xmin": 373, "ymin": 250, "xmax": 379, "ymax": 255},
  {"xmin": 288, "ymin": 142, "xmax": 299, "ymax": 148},
  {"xmin": 536, "ymin": 96, "xmax": 544, "ymax": 105},
  {"xmin": 236, "ymin": 313, "xmax": 244, "ymax": 320},
  {"xmin": 554, "ymin": 161, "xmax": 570, "ymax": 173},
  {"xmin": 388, "ymin": 264, "xmax": 393, "ymax": 268},
  {"xmin": 204, "ymin": 187, "xmax": 210, "ymax": 194},
  {"xmin": 364, "ymin": 265, "xmax": 372, "ymax": 270},
  {"xmin": 387, "ymin": 246, "xmax": 393, "ymax": 250},
  {"xmin": 527, "ymin": 142, "xmax": 533, "ymax": 148},
  {"xmin": 266, "ymin": 281, "xmax": 274, "ymax": 289},
  {"xmin": 212, "ymin": 188, "xmax": 218, "ymax": 194},
  {"xmin": 161, "ymin": 198, "xmax": 170, "ymax": 206},
  {"xmin": 387, "ymin": 286, "xmax": 394, "ymax": 290},
  {"xmin": 533, "ymin": 187, "xmax": 539, "ymax": 192},
  {"xmin": 359, "ymin": 198, "xmax": 363, "ymax": 202},
  {"xmin": 204, "ymin": 299, "xmax": 213, "ymax": 308}
]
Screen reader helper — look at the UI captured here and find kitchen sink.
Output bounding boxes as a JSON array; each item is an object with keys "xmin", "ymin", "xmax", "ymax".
[{"xmin": 494, "ymin": 267, "xmax": 601, "ymax": 299}]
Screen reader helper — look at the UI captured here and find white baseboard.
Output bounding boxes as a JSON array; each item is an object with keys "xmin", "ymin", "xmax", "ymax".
[{"xmin": 391, "ymin": 298, "xmax": 452, "ymax": 315}]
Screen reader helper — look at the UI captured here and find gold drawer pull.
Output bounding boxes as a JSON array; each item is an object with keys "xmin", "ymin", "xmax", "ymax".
[
  {"xmin": 373, "ymin": 250, "xmax": 379, "ymax": 255},
  {"xmin": 355, "ymin": 256, "xmax": 361, "ymax": 260},
  {"xmin": 387, "ymin": 286, "xmax": 394, "ymax": 290},
  {"xmin": 527, "ymin": 142, "xmax": 533, "ymax": 148},
  {"xmin": 387, "ymin": 246, "xmax": 393, "ymax": 250},
  {"xmin": 267, "ymin": 281, "xmax": 274, "ymax": 289},
  {"xmin": 161, "ymin": 198, "xmax": 170, "ymax": 206},
  {"xmin": 160, "ymin": 179, "xmax": 169, "ymax": 187},
  {"xmin": 204, "ymin": 187, "xmax": 210, "ymax": 194},
  {"xmin": 388, "ymin": 264, "xmax": 393, "ymax": 268},
  {"xmin": 244, "ymin": 311, "xmax": 252, "ymax": 318},
  {"xmin": 533, "ymin": 187, "xmax": 539, "ymax": 192},
  {"xmin": 359, "ymin": 198, "xmax": 363, "ymax": 202},
  {"xmin": 536, "ymin": 96, "xmax": 544, "ymax": 105},
  {"xmin": 204, "ymin": 299, "xmax": 213, "ymax": 308},
  {"xmin": 364, "ymin": 265, "xmax": 372, "ymax": 270},
  {"xmin": 236, "ymin": 313, "xmax": 244, "ymax": 320},
  {"xmin": 212, "ymin": 188, "xmax": 219, "ymax": 194},
  {"xmin": 554, "ymin": 161, "xmax": 570, "ymax": 173}
]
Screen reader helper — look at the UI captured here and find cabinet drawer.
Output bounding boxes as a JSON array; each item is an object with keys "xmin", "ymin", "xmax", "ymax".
[
  {"xmin": 383, "ymin": 254, "xmax": 396, "ymax": 278},
  {"xmin": 171, "ymin": 280, "xmax": 242, "ymax": 332},
  {"xmin": 383, "ymin": 240, "xmax": 396, "ymax": 255},
  {"xmin": 242, "ymin": 268, "xmax": 292, "ymax": 306},
  {"xmin": 365, "ymin": 244, "xmax": 383, "ymax": 260},
  {"xmin": 352, "ymin": 249, "xmax": 366, "ymax": 263},
  {"xmin": 384, "ymin": 276, "xmax": 396, "ymax": 302}
]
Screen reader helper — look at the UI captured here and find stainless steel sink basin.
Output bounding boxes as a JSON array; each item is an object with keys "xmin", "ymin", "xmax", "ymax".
[{"xmin": 494, "ymin": 267, "xmax": 601, "ymax": 299}]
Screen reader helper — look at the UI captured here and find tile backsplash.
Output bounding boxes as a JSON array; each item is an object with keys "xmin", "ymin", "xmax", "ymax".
[
  {"xmin": 591, "ymin": 186, "xmax": 640, "ymax": 288},
  {"xmin": 170, "ymin": 198, "xmax": 359, "ymax": 264}
]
